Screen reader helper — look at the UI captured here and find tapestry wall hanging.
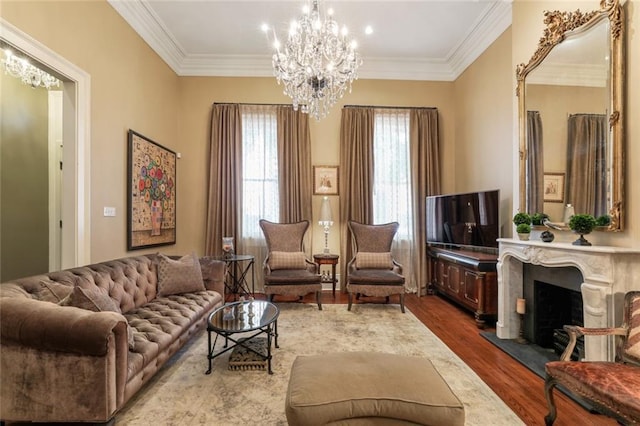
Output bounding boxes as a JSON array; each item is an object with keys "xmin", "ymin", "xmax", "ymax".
[{"xmin": 127, "ymin": 130, "xmax": 176, "ymax": 250}]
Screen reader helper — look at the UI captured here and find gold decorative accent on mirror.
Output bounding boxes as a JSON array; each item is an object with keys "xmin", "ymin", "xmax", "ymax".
[{"xmin": 516, "ymin": 0, "xmax": 625, "ymax": 231}]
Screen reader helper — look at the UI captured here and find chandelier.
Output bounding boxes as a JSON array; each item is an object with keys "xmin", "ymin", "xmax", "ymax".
[
  {"xmin": 2, "ymin": 49, "xmax": 60, "ymax": 90},
  {"xmin": 263, "ymin": 0, "xmax": 363, "ymax": 120}
]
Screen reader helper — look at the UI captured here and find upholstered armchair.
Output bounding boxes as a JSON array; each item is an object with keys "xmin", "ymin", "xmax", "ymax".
[
  {"xmin": 259, "ymin": 219, "xmax": 322, "ymax": 310},
  {"xmin": 544, "ymin": 291, "xmax": 640, "ymax": 425},
  {"xmin": 346, "ymin": 221, "xmax": 406, "ymax": 313}
]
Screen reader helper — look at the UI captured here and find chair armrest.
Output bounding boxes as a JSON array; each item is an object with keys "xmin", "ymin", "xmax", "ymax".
[
  {"xmin": 200, "ymin": 257, "xmax": 226, "ymax": 296},
  {"xmin": 305, "ymin": 258, "xmax": 319, "ymax": 273},
  {"xmin": 560, "ymin": 325, "xmax": 628, "ymax": 361},
  {"xmin": 392, "ymin": 259, "xmax": 403, "ymax": 275},
  {"xmin": 0, "ymin": 297, "xmax": 127, "ymax": 356}
]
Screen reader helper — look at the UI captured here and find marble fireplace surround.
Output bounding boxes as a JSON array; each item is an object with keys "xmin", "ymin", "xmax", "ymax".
[{"xmin": 497, "ymin": 238, "xmax": 640, "ymax": 362}]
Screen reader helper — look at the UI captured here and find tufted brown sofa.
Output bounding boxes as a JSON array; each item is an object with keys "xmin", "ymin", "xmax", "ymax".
[{"xmin": 0, "ymin": 254, "xmax": 225, "ymax": 424}]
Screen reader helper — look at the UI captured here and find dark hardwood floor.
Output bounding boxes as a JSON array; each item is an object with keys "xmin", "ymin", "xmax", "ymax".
[{"xmin": 281, "ymin": 290, "xmax": 616, "ymax": 426}]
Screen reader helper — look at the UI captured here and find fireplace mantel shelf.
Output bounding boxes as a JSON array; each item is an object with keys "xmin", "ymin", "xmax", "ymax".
[{"xmin": 497, "ymin": 238, "xmax": 640, "ymax": 361}]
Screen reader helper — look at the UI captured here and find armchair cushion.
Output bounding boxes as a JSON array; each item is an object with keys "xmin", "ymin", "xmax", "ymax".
[
  {"xmin": 545, "ymin": 361, "xmax": 640, "ymax": 423},
  {"xmin": 269, "ymin": 251, "xmax": 308, "ymax": 270},
  {"xmin": 355, "ymin": 252, "xmax": 393, "ymax": 269},
  {"xmin": 348, "ymin": 269, "xmax": 405, "ymax": 285},
  {"xmin": 156, "ymin": 252, "xmax": 205, "ymax": 297}
]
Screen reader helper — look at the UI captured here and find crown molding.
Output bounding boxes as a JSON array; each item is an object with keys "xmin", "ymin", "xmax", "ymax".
[
  {"xmin": 447, "ymin": 1, "xmax": 512, "ymax": 79},
  {"xmin": 108, "ymin": 0, "xmax": 185, "ymax": 73},
  {"xmin": 109, "ymin": 0, "xmax": 513, "ymax": 81}
]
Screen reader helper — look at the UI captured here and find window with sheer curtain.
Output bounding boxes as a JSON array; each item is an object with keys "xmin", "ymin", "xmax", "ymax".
[
  {"xmin": 372, "ymin": 108, "xmax": 415, "ymax": 286},
  {"xmin": 373, "ymin": 109, "xmax": 413, "ymax": 238},
  {"xmin": 240, "ymin": 105, "xmax": 279, "ymax": 239}
]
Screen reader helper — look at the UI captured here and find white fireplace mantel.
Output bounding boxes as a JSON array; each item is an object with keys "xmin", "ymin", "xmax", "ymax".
[{"xmin": 497, "ymin": 238, "xmax": 640, "ymax": 361}]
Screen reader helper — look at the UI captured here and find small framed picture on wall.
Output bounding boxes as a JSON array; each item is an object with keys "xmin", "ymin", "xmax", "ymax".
[
  {"xmin": 543, "ymin": 172, "xmax": 565, "ymax": 203},
  {"xmin": 313, "ymin": 166, "xmax": 339, "ymax": 195}
]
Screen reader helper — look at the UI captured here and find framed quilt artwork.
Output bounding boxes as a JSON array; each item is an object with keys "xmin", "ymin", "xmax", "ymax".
[{"xmin": 127, "ymin": 130, "xmax": 177, "ymax": 250}]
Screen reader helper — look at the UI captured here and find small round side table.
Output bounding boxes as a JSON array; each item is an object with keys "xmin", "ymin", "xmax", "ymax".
[{"xmin": 313, "ymin": 253, "xmax": 339, "ymax": 297}]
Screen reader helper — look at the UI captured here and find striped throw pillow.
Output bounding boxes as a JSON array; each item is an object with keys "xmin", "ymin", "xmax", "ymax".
[
  {"xmin": 269, "ymin": 251, "xmax": 307, "ymax": 270},
  {"xmin": 355, "ymin": 252, "xmax": 393, "ymax": 269}
]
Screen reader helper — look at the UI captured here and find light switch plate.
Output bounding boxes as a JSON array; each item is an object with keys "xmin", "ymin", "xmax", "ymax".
[{"xmin": 103, "ymin": 207, "xmax": 116, "ymax": 217}]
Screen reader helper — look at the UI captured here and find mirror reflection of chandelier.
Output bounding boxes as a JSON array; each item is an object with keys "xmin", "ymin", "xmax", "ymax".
[
  {"xmin": 1, "ymin": 49, "xmax": 60, "ymax": 89},
  {"xmin": 263, "ymin": 0, "xmax": 363, "ymax": 120}
]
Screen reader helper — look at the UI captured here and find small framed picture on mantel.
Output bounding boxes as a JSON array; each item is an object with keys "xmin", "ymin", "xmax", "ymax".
[
  {"xmin": 313, "ymin": 165, "xmax": 339, "ymax": 195},
  {"xmin": 543, "ymin": 172, "xmax": 565, "ymax": 203}
]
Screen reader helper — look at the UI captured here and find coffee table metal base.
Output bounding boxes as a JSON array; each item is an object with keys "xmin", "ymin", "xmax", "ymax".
[{"xmin": 206, "ymin": 321, "xmax": 278, "ymax": 375}]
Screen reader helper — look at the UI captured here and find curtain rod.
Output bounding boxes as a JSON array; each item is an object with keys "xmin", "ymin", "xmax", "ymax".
[
  {"xmin": 343, "ymin": 105, "xmax": 437, "ymax": 110},
  {"xmin": 213, "ymin": 102, "xmax": 292, "ymax": 107}
]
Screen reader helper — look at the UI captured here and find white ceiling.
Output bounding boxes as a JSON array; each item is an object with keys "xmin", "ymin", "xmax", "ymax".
[{"xmin": 108, "ymin": 0, "xmax": 512, "ymax": 81}]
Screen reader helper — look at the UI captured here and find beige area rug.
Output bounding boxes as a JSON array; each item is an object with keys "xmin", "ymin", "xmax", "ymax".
[{"xmin": 117, "ymin": 304, "xmax": 524, "ymax": 425}]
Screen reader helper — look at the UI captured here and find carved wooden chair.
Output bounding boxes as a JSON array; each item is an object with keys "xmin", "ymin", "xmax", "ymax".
[
  {"xmin": 259, "ymin": 219, "xmax": 322, "ymax": 310},
  {"xmin": 544, "ymin": 291, "xmax": 640, "ymax": 425},
  {"xmin": 346, "ymin": 221, "xmax": 405, "ymax": 313}
]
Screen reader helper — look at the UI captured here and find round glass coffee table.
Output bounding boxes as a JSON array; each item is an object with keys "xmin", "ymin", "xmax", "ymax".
[{"xmin": 206, "ymin": 300, "xmax": 279, "ymax": 374}]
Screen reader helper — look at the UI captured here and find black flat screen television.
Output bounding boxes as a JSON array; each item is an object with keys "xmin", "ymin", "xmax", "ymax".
[{"xmin": 426, "ymin": 190, "xmax": 500, "ymax": 249}]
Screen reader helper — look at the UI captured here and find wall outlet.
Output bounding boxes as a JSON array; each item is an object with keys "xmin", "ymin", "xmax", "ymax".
[{"xmin": 103, "ymin": 207, "xmax": 116, "ymax": 217}]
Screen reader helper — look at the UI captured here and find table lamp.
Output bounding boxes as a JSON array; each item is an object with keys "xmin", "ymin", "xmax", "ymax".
[{"xmin": 318, "ymin": 196, "xmax": 334, "ymax": 254}]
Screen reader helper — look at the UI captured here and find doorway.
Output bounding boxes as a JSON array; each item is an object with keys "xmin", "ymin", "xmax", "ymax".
[{"xmin": 0, "ymin": 19, "xmax": 91, "ymax": 281}]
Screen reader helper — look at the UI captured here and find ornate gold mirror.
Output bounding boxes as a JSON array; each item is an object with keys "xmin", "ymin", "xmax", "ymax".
[{"xmin": 516, "ymin": 0, "xmax": 624, "ymax": 231}]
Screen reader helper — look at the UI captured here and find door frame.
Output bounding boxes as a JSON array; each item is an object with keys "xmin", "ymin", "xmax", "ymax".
[{"xmin": 1, "ymin": 18, "xmax": 91, "ymax": 268}]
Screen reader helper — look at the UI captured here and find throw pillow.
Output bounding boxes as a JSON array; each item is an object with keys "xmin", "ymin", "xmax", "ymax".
[
  {"xmin": 269, "ymin": 251, "xmax": 307, "ymax": 270},
  {"xmin": 156, "ymin": 252, "xmax": 206, "ymax": 297},
  {"xmin": 60, "ymin": 284, "xmax": 121, "ymax": 313},
  {"xmin": 355, "ymin": 252, "xmax": 393, "ymax": 269},
  {"xmin": 37, "ymin": 281, "xmax": 74, "ymax": 303},
  {"xmin": 59, "ymin": 279, "xmax": 135, "ymax": 350}
]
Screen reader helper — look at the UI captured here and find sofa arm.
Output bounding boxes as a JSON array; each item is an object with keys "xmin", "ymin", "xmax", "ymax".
[
  {"xmin": 1, "ymin": 297, "xmax": 128, "ymax": 356},
  {"xmin": 200, "ymin": 257, "xmax": 226, "ymax": 296}
]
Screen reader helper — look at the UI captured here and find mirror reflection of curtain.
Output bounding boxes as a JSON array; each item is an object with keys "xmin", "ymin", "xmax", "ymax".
[
  {"xmin": 526, "ymin": 111, "xmax": 544, "ymax": 213},
  {"xmin": 565, "ymin": 114, "xmax": 607, "ymax": 217}
]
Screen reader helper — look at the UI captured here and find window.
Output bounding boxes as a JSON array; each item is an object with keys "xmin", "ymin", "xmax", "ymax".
[
  {"xmin": 241, "ymin": 105, "xmax": 279, "ymax": 238},
  {"xmin": 372, "ymin": 109, "xmax": 413, "ymax": 240}
]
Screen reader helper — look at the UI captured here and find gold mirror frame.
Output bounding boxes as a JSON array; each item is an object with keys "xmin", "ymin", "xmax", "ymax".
[{"xmin": 516, "ymin": 0, "xmax": 625, "ymax": 231}]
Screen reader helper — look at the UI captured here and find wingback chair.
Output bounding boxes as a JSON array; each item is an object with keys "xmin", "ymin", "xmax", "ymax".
[
  {"xmin": 544, "ymin": 291, "xmax": 640, "ymax": 425},
  {"xmin": 259, "ymin": 219, "xmax": 322, "ymax": 310},
  {"xmin": 346, "ymin": 221, "xmax": 406, "ymax": 313}
]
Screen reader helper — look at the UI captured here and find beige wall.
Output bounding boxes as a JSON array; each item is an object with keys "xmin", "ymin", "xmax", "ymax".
[
  {"xmin": 1, "ymin": 1, "xmax": 181, "ymax": 262},
  {"xmin": 1, "ymin": 73, "xmax": 49, "ymax": 280},
  {"xmin": 2, "ymin": 0, "xmax": 638, "ymax": 273},
  {"xmin": 177, "ymin": 77, "xmax": 457, "ymax": 256},
  {"xmin": 453, "ymin": 27, "xmax": 513, "ymax": 238},
  {"xmin": 512, "ymin": 0, "xmax": 639, "ymax": 247}
]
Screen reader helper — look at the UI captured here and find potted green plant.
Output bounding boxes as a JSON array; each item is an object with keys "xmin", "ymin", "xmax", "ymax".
[
  {"xmin": 516, "ymin": 223, "xmax": 531, "ymax": 241},
  {"xmin": 531, "ymin": 212, "xmax": 549, "ymax": 228},
  {"xmin": 596, "ymin": 214, "xmax": 611, "ymax": 228},
  {"xmin": 568, "ymin": 214, "xmax": 597, "ymax": 246},
  {"xmin": 513, "ymin": 212, "xmax": 531, "ymax": 226}
]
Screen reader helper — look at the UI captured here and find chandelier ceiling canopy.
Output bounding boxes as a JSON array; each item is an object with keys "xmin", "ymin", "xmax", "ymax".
[
  {"xmin": 263, "ymin": 0, "xmax": 365, "ymax": 120},
  {"xmin": 2, "ymin": 49, "xmax": 60, "ymax": 90}
]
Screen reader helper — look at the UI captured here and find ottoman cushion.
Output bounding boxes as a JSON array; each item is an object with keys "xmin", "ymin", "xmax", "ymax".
[{"xmin": 286, "ymin": 351, "xmax": 465, "ymax": 426}]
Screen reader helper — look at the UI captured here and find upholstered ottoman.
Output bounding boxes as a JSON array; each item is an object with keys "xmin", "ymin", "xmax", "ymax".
[{"xmin": 285, "ymin": 352, "xmax": 465, "ymax": 425}]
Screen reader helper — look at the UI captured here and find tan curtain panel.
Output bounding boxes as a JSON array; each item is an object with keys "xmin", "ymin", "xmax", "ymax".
[
  {"xmin": 276, "ymin": 106, "xmax": 313, "ymax": 224},
  {"xmin": 566, "ymin": 114, "xmax": 607, "ymax": 216},
  {"xmin": 527, "ymin": 111, "xmax": 544, "ymax": 213},
  {"xmin": 205, "ymin": 104, "xmax": 242, "ymax": 256},
  {"xmin": 410, "ymin": 108, "xmax": 441, "ymax": 295},
  {"xmin": 339, "ymin": 107, "xmax": 375, "ymax": 291}
]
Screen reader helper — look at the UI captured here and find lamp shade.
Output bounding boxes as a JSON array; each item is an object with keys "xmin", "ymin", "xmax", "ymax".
[{"xmin": 319, "ymin": 196, "xmax": 333, "ymax": 225}]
